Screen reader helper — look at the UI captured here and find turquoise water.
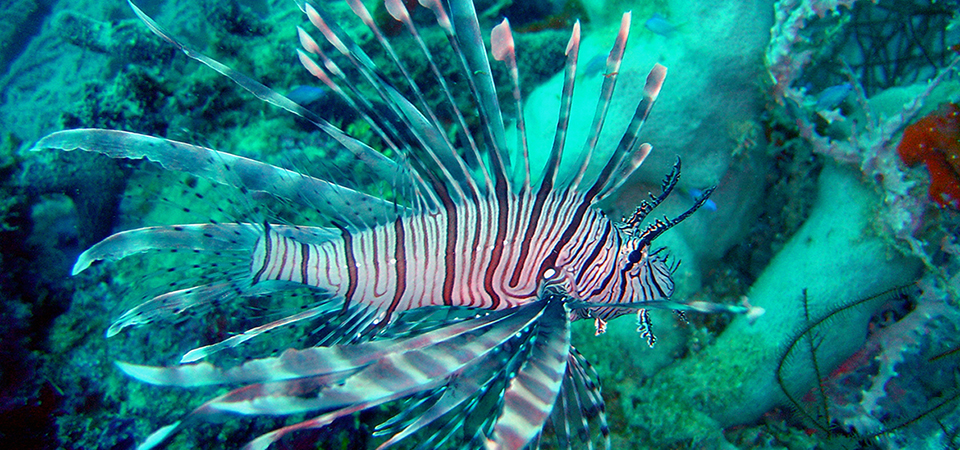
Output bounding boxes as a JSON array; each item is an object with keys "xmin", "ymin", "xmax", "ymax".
[{"xmin": 1, "ymin": 0, "xmax": 959, "ymax": 449}]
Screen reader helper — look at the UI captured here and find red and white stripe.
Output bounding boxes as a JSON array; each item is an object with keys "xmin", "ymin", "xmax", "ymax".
[{"xmin": 251, "ymin": 189, "xmax": 673, "ymax": 323}]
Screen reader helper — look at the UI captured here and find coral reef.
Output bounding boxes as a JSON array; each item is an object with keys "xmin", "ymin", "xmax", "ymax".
[
  {"xmin": 608, "ymin": 163, "xmax": 922, "ymax": 447},
  {"xmin": 758, "ymin": 0, "xmax": 960, "ymax": 446},
  {"xmin": 561, "ymin": 0, "xmax": 960, "ymax": 447}
]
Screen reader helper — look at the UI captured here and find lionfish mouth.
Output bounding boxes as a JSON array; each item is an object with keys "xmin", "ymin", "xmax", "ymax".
[{"xmin": 32, "ymin": 0, "xmax": 759, "ymax": 448}]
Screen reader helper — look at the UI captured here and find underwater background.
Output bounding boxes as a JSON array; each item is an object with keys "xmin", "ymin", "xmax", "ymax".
[{"xmin": 1, "ymin": 0, "xmax": 960, "ymax": 448}]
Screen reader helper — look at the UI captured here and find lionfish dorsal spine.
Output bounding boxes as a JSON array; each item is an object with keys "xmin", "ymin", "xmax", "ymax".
[
  {"xmin": 347, "ymin": 0, "xmax": 483, "ymax": 203},
  {"xmin": 302, "ymin": 2, "xmax": 492, "ymax": 209},
  {"xmin": 595, "ymin": 142, "xmax": 653, "ymax": 204},
  {"xmin": 569, "ymin": 12, "xmax": 633, "ymax": 192},
  {"xmin": 447, "ymin": 0, "xmax": 512, "ymax": 182},
  {"xmin": 539, "ymin": 20, "xmax": 581, "ymax": 196},
  {"xmin": 587, "ymin": 64, "xmax": 667, "ymax": 203},
  {"xmin": 491, "ymin": 18, "xmax": 531, "ymax": 191},
  {"xmin": 293, "ymin": 33, "xmax": 420, "ymax": 199},
  {"xmin": 387, "ymin": 0, "xmax": 494, "ymax": 194}
]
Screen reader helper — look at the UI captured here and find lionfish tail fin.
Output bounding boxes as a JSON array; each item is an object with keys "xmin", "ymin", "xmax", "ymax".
[{"xmin": 70, "ymin": 223, "xmax": 260, "ymax": 275}]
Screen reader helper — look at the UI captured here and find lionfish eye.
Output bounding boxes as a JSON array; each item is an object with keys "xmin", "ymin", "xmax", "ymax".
[{"xmin": 627, "ymin": 249, "xmax": 643, "ymax": 264}]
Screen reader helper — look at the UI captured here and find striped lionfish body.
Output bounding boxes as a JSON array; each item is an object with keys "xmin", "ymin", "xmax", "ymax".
[
  {"xmin": 253, "ymin": 189, "xmax": 672, "ymax": 322},
  {"xmin": 34, "ymin": 0, "xmax": 757, "ymax": 449}
]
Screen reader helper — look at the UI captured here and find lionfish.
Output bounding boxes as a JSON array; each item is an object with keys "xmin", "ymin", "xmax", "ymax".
[{"xmin": 34, "ymin": 0, "xmax": 757, "ymax": 448}]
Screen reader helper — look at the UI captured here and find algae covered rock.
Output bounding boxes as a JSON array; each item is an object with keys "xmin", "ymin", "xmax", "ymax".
[{"xmin": 620, "ymin": 162, "xmax": 921, "ymax": 446}]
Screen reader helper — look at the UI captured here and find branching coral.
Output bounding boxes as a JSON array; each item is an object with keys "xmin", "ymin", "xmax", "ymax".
[
  {"xmin": 828, "ymin": 0, "xmax": 958, "ymax": 97},
  {"xmin": 767, "ymin": 0, "xmax": 960, "ymax": 262}
]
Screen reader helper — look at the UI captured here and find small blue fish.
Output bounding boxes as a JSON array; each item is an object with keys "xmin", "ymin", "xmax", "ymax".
[
  {"xmin": 689, "ymin": 188, "xmax": 717, "ymax": 211},
  {"xmin": 582, "ymin": 53, "xmax": 608, "ymax": 78},
  {"xmin": 815, "ymin": 83, "xmax": 853, "ymax": 110},
  {"xmin": 645, "ymin": 13, "xmax": 677, "ymax": 37},
  {"xmin": 287, "ymin": 84, "xmax": 359, "ymax": 124},
  {"xmin": 286, "ymin": 84, "xmax": 329, "ymax": 105}
]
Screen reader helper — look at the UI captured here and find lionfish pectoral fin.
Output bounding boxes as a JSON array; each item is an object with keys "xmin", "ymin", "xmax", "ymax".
[
  {"xmin": 31, "ymin": 129, "xmax": 400, "ymax": 226},
  {"xmin": 233, "ymin": 302, "xmax": 549, "ymax": 449},
  {"xmin": 124, "ymin": 302, "xmax": 549, "ymax": 449},
  {"xmin": 374, "ymin": 303, "xmax": 562, "ymax": 449},
  {"xmin": 374, "ymin": 349, "xmax": 502, "ymax": 449},
  {"xmin": 551, "ymin": 347, "xmax": 610, "ymax": 449},
  {"xmin": 487, "ymin": 298, "xmax": 571, "ymax": 450},
  {"xmin": 134, "ymin": 421, "xmax": 182, "ymax": 450},
  {"xmin": 69, "ymin": 223, "xmax": 260, "ymax": 275}
]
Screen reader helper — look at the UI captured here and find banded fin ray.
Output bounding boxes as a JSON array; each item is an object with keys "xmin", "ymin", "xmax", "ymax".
[
  {"xmin": 550, "ymin": 347, "xmax": 609, "ymax": 449},
  {"xmin": 120, "ymin": 304, "xmax": 529, "ymax": 387},
  {"xmin": 125, "ymin": 0, "xmax": 419, "ymax": 218},
  {"xmin": 589, "ymin": 63, "xmax": 667, "ymax": 202},
  {"xmin": 293, "ymin": 32, "xmax": 440, "ymax": 212},
  {"xmin": 298, "ymin": 2, "xmax": 474, "ymax": 209},
  {"xmin": 123, "ymin": 300, "xmax": 550, "ymax": 450},
  {"xmin": 486, "ymin": 297, "xmax": 570, "ymax": 449},
  {"xmin": 444, "ymin": 0, "xmax": 513, "ymax": 195},
  {"xmin": 570, "ymin": 12, "xmax": 633, "ymax": 191},
  {"xmin": 539, "ymin": 20, "xmax": 582, "ymax": 196},
  {"xmin": 31, "ymin": 129, "xmax": 401, "ymax": 228},
  {"xmin": 372, "ymin": 309, "xmax": 556, "ymax": 448},
  {"xmin": 71, "ymin": 223, "xmax": 260, "ymax": 275},
  {"xmin": 344, "ymin": 0, "xmax": 479, "ymax": 201},
  {"xmin": 298, "ymin": 1, "xmax": 479, "ymax": 206},
  {"xmin": 491, "ymin": 18, "xmax": 529, "ymax": 190},
  {"xmin": 383, "ymin": 0, "xmax": 492, "ymax": 193}
]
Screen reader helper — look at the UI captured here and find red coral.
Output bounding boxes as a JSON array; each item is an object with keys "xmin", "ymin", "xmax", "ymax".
[{"xmin": 897, "ymin": 103, "xmax": 960, "ymax": 209}]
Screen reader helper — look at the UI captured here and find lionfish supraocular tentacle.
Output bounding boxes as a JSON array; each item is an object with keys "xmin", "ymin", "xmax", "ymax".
[{"xmin": 31, "ymin": 0, "xmax": 763, "ymax": 448}]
